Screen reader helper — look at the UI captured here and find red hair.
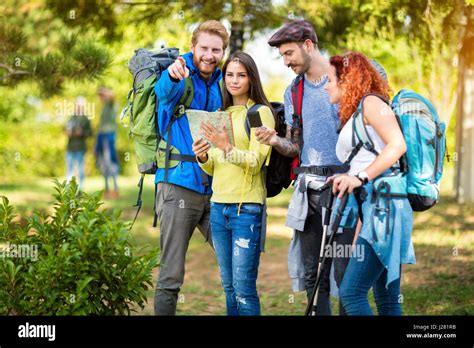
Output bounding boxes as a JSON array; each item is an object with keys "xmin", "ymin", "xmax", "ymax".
[{"xmin": 329, "ymin": 52, "xmax": 391, "ymax": 127}]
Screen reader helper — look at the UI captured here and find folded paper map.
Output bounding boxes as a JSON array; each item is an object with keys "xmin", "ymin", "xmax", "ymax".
[{"xmin": 187, "ymin": 109, "xmax": 235, "ymax": 148}]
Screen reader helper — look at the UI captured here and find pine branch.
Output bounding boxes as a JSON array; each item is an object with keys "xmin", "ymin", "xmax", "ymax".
[{"xmin": 0, "ymin": 63, "xmax": 30, "ymax": 81}]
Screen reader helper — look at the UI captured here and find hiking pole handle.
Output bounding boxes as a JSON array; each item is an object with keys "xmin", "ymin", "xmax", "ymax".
[
  {"xmin": 325, "ymin": 192, "xmax": 350, "ymax": 250},
  {"xmin": 322, "ymin": 189, "xmax": 334, "ymax": 226},
  {"xmin": 315, "ymin": 182, "xmax": 331, "ymax": 192},
  {"xmin": 332, "ymin": 192, "xmax": 349, "ymax": 231}
]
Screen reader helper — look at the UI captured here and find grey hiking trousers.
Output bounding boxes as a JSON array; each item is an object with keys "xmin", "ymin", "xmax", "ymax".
[{"xmin": 154, "ymin": 182, "xmax": 212, "ymax": 315}]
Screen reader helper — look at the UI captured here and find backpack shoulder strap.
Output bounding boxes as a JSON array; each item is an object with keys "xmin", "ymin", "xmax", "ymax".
[
  {"xmin": 343, "ymin": 94, "xmax": 384, "ymax": 167},
  {"xmin": 289, "ymin": 76, "xmax": 304, "ymax": 180},
  {"xmin": 244, "ymin": 103, "xmax": 263, "ymax": 139},
  {"xmin": 172, "ymin": 75, "xmax": 195, "ymax": 117},
  {"xmin": 164, "ymin": 74, "xmax": 195, "ymax": 182},
  {"xmin": 363, "ymin": 92, "xmax": 390, "ymax": 106},
  {"xmin": 245, "ymin": 103, "xmax": 273, "ymax": 168},
  {"xmin": 353, "ymin": 94, "xmax": 391, "ymax": 156},
  {"xmin": 290, "ymin": 75, "xmax": 304, "ymax": 129},
  {"xmin": 352, "ymin": 107, "xmax": 378, "ymax": 156},
  {"xmin": 290, "ymin": 75, "xmax": 304, "ymax": 149}
]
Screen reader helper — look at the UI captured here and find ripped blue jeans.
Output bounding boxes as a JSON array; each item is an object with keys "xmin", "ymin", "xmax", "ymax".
[{"xmin": 210, "ymin": 202, "xmax": 262, "ymax": 316}]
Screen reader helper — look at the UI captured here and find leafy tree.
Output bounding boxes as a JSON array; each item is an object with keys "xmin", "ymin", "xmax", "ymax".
[
  {"xmin": 292, "ymin": 0, "xmax": 473, "ymax": 202},
  {"xmin": 121, "ymin": 0, "xmax": 288, "ymax": 53}
]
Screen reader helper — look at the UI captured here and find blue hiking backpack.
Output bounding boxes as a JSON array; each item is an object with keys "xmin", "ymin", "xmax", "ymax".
[{"xmin": 348, "ymin": 90, "xmax": 446, "ymax": 211}]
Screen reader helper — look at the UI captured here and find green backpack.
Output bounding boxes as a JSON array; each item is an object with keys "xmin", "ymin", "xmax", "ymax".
[
  {"xmin": 121, "ymin": 47, "xmax": 195, "ymax": 227},
  {"xmin": 121, "ymin": 47, "xmax": 196, "ymax": 174}
]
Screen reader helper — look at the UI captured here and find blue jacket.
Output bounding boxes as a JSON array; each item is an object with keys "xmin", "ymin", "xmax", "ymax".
[{"xmin": 154, "ymin": 52, "xmax": 223, "ymax": 194}]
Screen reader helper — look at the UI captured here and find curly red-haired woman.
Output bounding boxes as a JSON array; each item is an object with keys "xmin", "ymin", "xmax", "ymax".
[{"xmin": 325, "ymin": 52, "xmax": 416, "ymax": 315}]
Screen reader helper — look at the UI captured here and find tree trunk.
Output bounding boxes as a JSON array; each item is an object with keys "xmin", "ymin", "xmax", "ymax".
[
  {"xmin": 229, "ymin": 21, "xmax": 245, "ymax": 54},
  {"xmin": 455, "ymin": 6, "xmax": 474, "ymax": 203}
]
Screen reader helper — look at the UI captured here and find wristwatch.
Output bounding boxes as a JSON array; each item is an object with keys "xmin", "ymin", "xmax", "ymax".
[{"xmin": 356, "ymin": 171, "xmax": 369, "ymax": 185}]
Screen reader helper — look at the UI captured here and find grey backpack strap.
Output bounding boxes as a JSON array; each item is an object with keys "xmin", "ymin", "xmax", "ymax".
[
  {"xmin": 342, "ymin": 96, "xmax": 376, "ymax": 168},
  {"xmin": 353, "ymin": 94, "xmax": 390, "ymax": 156},
  {"xmin": 344, "ymin": 93, "xmax": 392, "ymax": 168},
  {"xmin": 352, "ymin": 111, "xmax": 379, "ymax": 157}
]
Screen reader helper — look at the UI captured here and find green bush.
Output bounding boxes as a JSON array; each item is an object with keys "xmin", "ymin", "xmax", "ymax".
[{"xmin": 0, "ymin": 178, "xmax": 158, "ymax": 315}]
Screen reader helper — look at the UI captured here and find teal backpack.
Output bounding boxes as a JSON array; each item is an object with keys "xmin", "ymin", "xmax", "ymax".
[{"xmin": 348, "ymin": 90, "xmax": 447, "ymax": 211}]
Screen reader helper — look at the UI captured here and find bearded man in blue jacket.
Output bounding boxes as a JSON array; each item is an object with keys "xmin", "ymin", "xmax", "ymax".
[{"xmin": 153, "ymin": 20, "xmax": 229, "ymax": 315}]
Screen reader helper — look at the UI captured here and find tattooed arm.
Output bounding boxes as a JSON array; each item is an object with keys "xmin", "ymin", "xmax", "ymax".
[
  {"xmin": 274, "ymin": 125, "xmax": 301, "ymax": 158},
  {"xmin": 255, "ymin": 124, "xmax": 300, "ymax": 158}
]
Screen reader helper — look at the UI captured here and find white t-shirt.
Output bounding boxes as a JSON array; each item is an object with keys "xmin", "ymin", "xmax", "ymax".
[{"xmin": 336, "ymin": 117, "xmax": 386, "ymax": 175}]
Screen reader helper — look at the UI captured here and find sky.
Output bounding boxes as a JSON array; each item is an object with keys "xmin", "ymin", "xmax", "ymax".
[{"xmin": 244, "ymin": 28, "xmax": 296, "ymax": 86}]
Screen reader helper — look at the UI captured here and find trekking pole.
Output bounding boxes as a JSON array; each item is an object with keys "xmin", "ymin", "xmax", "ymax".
[
  {"xmin": 305, "ymin": 190, "xmax": 349, "ymax": 316},
  {"xmin": 302, "ymin": 181, "xmax": 334, "ymax": 315}
]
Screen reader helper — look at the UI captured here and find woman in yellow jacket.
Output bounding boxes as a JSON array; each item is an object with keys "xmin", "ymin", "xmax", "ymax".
[{"xmin": 192, "ymin": 51, "xmax": 275, "ymax": 315}]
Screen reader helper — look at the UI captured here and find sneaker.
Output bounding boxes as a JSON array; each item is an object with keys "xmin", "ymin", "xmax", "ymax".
[{"xmin": 109, "ymin": 190, "xmax": 120, "ymax": 199}]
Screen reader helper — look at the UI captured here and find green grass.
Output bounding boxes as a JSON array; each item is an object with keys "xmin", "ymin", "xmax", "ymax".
[{"xmin": 1, "ymin": 166, "xmax": 473, "ymax": 315}]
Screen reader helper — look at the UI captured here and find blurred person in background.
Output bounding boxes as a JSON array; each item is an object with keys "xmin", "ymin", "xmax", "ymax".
[
  {"xmin": 95, "ymin": 86, "xmax": 120, "ymax": 199},
  {"xmin": 65, "ymin": 96, "xmax": 92, "ymax": 190}
]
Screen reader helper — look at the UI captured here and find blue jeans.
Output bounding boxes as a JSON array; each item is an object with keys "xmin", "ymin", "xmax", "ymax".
[
  {"xmin": 210, "ymin": 202, "xmax": 263, "ymax": 316},
  {"xmin": 95, "ymin": 132, "xmax": 119, "ymax": 191},
  {"xmin": 339, "ymin": 237, "xmax": 402, "ymax": 315},
  {"xmin": 66, "ymin": 151, "xmax": 85, "ymax": 190}
]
